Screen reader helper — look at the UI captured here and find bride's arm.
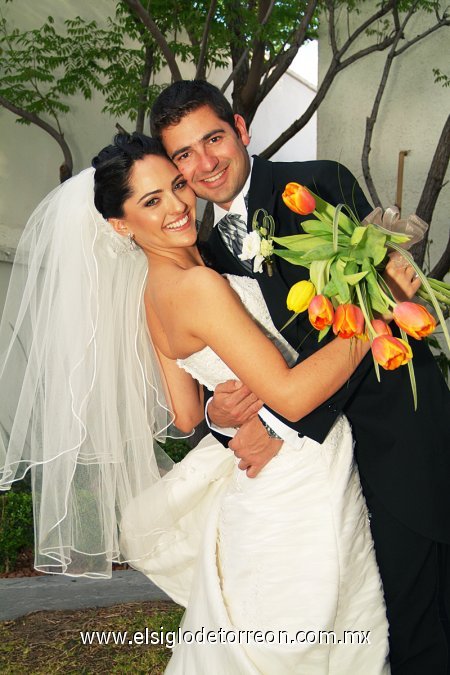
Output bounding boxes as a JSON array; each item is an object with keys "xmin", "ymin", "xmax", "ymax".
[
  {"xmin": 174, "ymin": 268, "xmax": 371, "ymax": 423},
  {"xmin": 155, "ymin": 345, "xmax": 204, "ymax": 434}
]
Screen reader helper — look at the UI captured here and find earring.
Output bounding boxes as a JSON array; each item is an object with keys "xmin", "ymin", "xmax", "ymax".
[{"xmin": 127, "ymin": 232, "xmax": 138, "ymax": 251}]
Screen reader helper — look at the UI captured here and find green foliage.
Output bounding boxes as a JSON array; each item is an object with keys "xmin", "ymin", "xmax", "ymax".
[
  {"xmin": 0, "ymin": 491, "xmax": 34, "ymax": 573},
  {"xmin": 0, "ymin": 1, "xmax": 232, "ymax": 128},
  {"xmin": 433, "ymin": 68, "xmax": 450, "ymax": 87},
  {"xmin": 161, "ymin": 437, "xmax": 191, "ymax": 463}
]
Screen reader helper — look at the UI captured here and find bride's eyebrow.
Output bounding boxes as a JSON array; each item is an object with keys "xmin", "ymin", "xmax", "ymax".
[
  {"xmin": 137, "ymin": 189, "xmax": 161, "ymax": 204},
  {"xmin": 136, "ymin": 174, "xmax": 183, "ymax": 203}
]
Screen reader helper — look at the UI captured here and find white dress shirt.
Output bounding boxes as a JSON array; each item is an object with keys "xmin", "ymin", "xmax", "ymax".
[{"xmin": 206, "ymin": 162, "xmax": 304, "ymax": 450}]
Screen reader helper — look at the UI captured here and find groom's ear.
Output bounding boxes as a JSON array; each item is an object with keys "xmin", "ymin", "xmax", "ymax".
[
  {"xmin": 108, "ymin": 218, "xmax": 128, "ymax": 237},
  {"xmin": 234, "ymin": 114, "xmax": 250, "ymax": 147}
]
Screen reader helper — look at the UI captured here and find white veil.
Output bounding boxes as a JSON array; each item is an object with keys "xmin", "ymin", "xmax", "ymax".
[{"xmin": 0, "ymin": 168, "xmax": 184, "ymax": 577}]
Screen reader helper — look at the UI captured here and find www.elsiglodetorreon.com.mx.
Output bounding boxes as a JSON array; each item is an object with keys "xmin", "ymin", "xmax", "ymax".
[{"xmin": 80, "ymin": 627, "xmax": 371, "ymax": 649}]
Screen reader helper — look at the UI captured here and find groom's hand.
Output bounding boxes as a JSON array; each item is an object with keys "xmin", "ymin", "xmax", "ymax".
[
  {"xmin": 229, "ymin": 416, "xmax": 283, "ymax": 478},
  {"xmin": 383, "ymin": 253, "xmax": 422, "ymax": 304},
  {"xmin": 208, "ymin": 380, "xmax": 263, "ymax": 428}
]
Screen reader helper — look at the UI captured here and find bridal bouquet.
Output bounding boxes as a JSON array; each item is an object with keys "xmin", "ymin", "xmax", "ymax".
[{"xmin": 272, "ymin": 182, "xmax": 450, "ymax": 407}]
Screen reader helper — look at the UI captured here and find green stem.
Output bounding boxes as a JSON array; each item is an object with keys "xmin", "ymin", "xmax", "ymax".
[
  {"xmin": 355, "ymin": 283, "xmax": 377, "ymax": 338},
  {"xmin": 417, "ymin": 288, "xmax": 450, "ymax": 305}
]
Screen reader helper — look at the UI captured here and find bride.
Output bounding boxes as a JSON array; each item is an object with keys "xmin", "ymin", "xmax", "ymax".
[{"xmin": 0, "ymin": 133, "xmax": 418, "ymax": 673}]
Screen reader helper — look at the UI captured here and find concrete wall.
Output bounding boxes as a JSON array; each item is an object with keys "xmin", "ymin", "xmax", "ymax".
[{"xmin": 317, "ymin": 5, "xmax": 450, "ymax": 272}]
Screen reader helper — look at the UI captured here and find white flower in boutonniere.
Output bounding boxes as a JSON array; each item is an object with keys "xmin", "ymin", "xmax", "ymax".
[
  {"xmin": 239, "ymin": 209, "xmax": 276, "ymax": 276},
  {"xmin": 240, "ymin": 230, "xmax": 261, "ymax": 260}
]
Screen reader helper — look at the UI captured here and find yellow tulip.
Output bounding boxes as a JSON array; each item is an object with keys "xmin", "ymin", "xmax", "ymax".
[{"xmin": 287, "ymin": 280, "xmax": 316, "ymax": 313}]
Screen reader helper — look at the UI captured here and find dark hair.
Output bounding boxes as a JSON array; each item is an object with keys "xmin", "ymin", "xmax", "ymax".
[
  {"xmin": 92, "ymin": 132, "xmax": 166, "ymax": 219},
  {"xmin": 150, "ymin": 80, "xmax": 236, "ymax": 140}
]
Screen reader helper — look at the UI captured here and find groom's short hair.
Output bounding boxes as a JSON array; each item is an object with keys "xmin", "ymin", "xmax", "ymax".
[{"xmin": 150, "ymin": 80, "xmax": 236, "ymax": 140}]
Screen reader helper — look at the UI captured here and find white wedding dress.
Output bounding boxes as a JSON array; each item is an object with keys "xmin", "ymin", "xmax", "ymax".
[{"xmin": 120, "ymin": 275, "xmax": 390, "ymax": 674}]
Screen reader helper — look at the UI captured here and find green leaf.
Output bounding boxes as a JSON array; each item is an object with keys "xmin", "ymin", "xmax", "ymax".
[
  {"xmin": 330, "ymin": 260, "xmax": 350, "ymax": 303},
  {"xmin": 309, "ymin": 193, "xmax": 356, "ymax": 235},
  {"xmin": 361, "ymin": 259, "xmax": 389, "ymax": 314},
  {"xmin": 299, "ymin": 243, "xmax": 338, "ymax": 262},
  {"xmin": 310, "ymin": 259, "xmax": 330, "ymax": 293},
  {"xmin": 350, "ymin": 225, "xmax": 387, "ymax": 265},
  {"xmin": 350, "ymin": 226, "xmax": 367, "ymax": 246},
  {"xmin": 272, "ymin": 234, "xmax": 331, "ymax": 252},
  {"xmin": 323, "ymin": 278, "xmax": 339, "ymax": 296},
  {"xmin": 318, "ymin": 324, "xmax": 332, "ymax": 342},
  {"xmin": 301, "ymin": 220, "xmax": 333, "ymax": 235},
  {"xmin": 273, "ymin": 250, "xmax": 311, "ymax": 268},
  {"xmin": 343, "ymin": 270, "xmax": 369, "ymax": 285}
]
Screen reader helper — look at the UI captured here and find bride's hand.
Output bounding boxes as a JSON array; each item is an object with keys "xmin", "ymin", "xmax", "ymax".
[
  {"xmin": 229, "ymin": 416, "xmax": 283, "ymax": 478},
  {"xmin": 208, "ymin": 380, "xmax": 263, "ymax": 428}
]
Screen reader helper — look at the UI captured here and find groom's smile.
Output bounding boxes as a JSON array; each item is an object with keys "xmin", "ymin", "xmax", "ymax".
[{"xmin": 161, "ymin": 105, "xmax": 251, "ymax": 210}]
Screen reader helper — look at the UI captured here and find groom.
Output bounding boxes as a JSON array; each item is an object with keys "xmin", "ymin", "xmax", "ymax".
[{"xmin": 151, "ymin": 80, "xmax": 450, "ymax": 673}]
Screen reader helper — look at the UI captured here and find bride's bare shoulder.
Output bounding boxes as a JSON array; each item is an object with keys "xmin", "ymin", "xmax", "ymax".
[
  {"xmin": 147, "ymin": 265, "xmax": 231, "ymax": 314},
  {"xmin": 181, "ymin": 266, "xmax": 235, "ymax": 303}
]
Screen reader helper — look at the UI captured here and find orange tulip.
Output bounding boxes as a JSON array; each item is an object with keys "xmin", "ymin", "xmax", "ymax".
[
  {"xmin": 332, "ymin": 304, "xmax": 365, "ymax": 339},
  {"xmin": 392, "ymin": 302, "xmax": 436, "ymax": 339},
  {"xmin": 282, "ymin": 182, "xmax": 316, "ymax": 215},
  {"xmin": 371, "ymin": 319, "xmax": 392, "ymax": 337},
  {"xmin": 308, "ymin": 295, "xmax": 334, "ymax": 330},
  {"xmin": 371, "ymin": 335, "xmax": 413, "ymax": 370}
]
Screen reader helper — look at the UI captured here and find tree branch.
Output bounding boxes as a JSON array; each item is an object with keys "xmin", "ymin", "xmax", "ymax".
[
  {"xmin": 394, "ymin": 14, "xmax": 450, "ymax": 57},
  {"xmin": 122, "ymin": 0, "xmax": 182, "ymax": 82},
  {"xmin": 413, "ymin": 114, "xmax": 450, "ymax": 269},
  {"xmin": 260, "ymin": 1, "xmax": 401, "ymax": 158},
  {"xmin": 259, "ymin": 35, "xmax": 396, "ymax": 159},
  {"xmin": 195, "ymin": 0, "xmax": 218, "ymax": 80},
  {"xmin": 248, "ymin": 0, "xmax": 318, "ymax": 122},
  {"xmin": 260, "ymin": 0, "xmax": 449, "ymax": 159},
  {"xmin": 327, "ymin": 0, "xmax": 338, "ymax": 56},
  {"xmin": 361, "ymin": 4, "xmax": 417, "ymax": 207},
  {"xmin": 430, "ymin": 229, "xmax": 450, "ymax": 280},
  {"xmin": 0, "ymin": 95, "xmax": 73, "ymax": 181},
  {"xmin": 136, "ymin": 44, "xmax": 155, "ymax": 133},
  {"xmin": 220, "ymin": 0, "xmax": 276, "ymax": 96}
]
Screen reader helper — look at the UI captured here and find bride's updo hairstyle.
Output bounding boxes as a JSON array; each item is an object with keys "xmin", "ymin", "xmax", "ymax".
[{"xmin": 92, "ymin": 132, "xmax": 166, "ymax": 219}]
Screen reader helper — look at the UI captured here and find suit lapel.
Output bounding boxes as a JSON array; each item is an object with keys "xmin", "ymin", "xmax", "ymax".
[{"xmin": 247, "ymin": 157, "xmax": 302, "ymax": 345}]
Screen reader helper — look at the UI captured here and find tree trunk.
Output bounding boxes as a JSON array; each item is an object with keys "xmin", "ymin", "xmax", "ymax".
[{"xmin": 413, "ymin": 114, "xmax": 450, "ymax": 268}]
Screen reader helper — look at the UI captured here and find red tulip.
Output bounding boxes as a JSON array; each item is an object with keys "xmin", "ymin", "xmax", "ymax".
[
  {"xmin": 332, "ymin": 304, "xmax": 365, "ymax": 339},
  {"xmin": 282, "ymin": 182, "xmax": 316, "ymax": 216},
  {"xmin": 392, "ymin": 302, "xmax": 436, "ymax": 340},
  {"xmin": 308, "ymin": 295, "xmax": 334, "ymax": 330},
  {"xmin": 371, "ymin": 335, "xmax": 413, "ymax": 370}
]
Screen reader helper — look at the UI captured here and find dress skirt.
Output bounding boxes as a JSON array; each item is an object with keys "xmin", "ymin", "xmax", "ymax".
[{"xmin": 120, "ymin": 417, "xmax": 389, "ymax": 674}]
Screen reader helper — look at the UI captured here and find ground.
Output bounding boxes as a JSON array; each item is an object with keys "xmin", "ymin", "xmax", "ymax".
[{"xmin": 0, "ymin": 600, "xmax": 183, "ymax": 673}]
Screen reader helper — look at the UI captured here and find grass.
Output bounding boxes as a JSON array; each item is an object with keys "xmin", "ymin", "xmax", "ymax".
[{"xmin": 0, "ymin": 600, "xmax": 184, "ymax": 674}]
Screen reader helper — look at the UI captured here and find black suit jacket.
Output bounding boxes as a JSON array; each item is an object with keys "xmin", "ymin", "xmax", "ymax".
[{"xmin": 206, "ymin": 155, "xmax": 450, "ymax": 543}]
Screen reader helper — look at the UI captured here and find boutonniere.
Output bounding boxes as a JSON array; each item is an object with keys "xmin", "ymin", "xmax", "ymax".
[
  {"xmin": 239, "ymin": 209, "xmax": 276, "ymax": 276},
  {"xmin": 275, "ymin": 181, "xmax": 450, "ymax": 408}
]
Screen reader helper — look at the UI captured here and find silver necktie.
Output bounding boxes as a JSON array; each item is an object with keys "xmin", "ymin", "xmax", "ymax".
[{"xmin": 217, "ymin": 212, "xmax": 252, "ymax": 271}]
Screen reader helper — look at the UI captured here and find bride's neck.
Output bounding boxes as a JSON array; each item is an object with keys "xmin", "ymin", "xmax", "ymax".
[{"xmin": 144, "ymin": 244, "xmax": 204, "ymax": 270}]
